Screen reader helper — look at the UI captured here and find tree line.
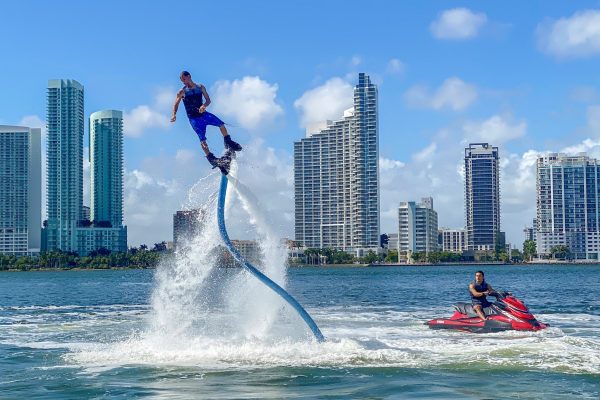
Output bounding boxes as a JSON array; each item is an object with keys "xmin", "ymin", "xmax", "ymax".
[{"xmin": 0, "ymin": 243, "xmax": 169, "ymax": 271}]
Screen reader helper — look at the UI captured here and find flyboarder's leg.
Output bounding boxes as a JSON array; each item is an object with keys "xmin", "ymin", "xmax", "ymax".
[
  {"xmin": 219, "ymin": 124, "xmax": 242, "ymax": 152},
  {"xmin": 197, "ymin": 110, "xmax": 242, "ymax": 152}
]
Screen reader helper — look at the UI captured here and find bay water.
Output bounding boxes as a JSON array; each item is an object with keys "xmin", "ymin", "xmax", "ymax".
[{"xmin": 0, "ymin": 265, "xmax": 599, "ymax": 399}]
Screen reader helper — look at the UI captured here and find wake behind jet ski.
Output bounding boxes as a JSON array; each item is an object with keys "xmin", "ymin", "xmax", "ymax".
[{"xmin": 426, "ymin": 290, "xmax": 548, "ymax": 333}]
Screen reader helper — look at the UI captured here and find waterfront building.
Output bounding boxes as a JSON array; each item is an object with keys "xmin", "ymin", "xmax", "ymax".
[
  {"xmin": 440, "ymin": 228, "xmax": 466, "ymax": 253},
  {"xmin": 398, "ymin": 197, "xmax": 438, "ymax": 260},
  {"xmin": 90, "ymin": 110, "xmax": 124, "ymax": 228},
  {"xmin": 44, "ymin": 79, "xmax": 85, "ymax": 253},
  {"xmin": 77, "ymin": 226, "xmax": 127, "ymax": 255},
  {"xmin": 536, "ymin": 153, "xmax": 600, "ymax": 260},
  {"xmin": 82, "ymin": 206, "xmax": 90, "ymax": 222},
  {"xmin": 80, "ymin": 110, "xmax": 128, "ymax": 254},
  {"xmin": 464, "ymin": 143, "xmax": 501, "ymax": 251},
  {"xmin": 173, "ymin": 209, "xmax": 205, "ymax": 247},
  {"xmin": 386, "ymin": 233, "xmax": 399, "ymax": 251},
  {"xmin": 294, "ymin": 73, "xmax": 379, "ymax": 255},
  {"xmin": 0, "ymin": 126, "xmax": 41, "ymax": 256},
  {"xmin": 523, "ymin": 218, "xmax": 536, "ymax": 243}
]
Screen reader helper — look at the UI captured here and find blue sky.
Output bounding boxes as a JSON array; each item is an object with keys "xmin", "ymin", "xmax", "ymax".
[{"xmin": 2, "ymin": 1, "xmax": 600, "ymax": 247}]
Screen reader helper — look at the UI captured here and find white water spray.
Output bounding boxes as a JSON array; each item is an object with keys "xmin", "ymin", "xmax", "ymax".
[{"xmin": 149, "ymin": 162, "xmax": 305, "ymax": 343}]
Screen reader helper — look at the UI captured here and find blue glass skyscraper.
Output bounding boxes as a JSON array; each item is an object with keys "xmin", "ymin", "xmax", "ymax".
[
  {"xmin": 464, "ymin": 143, "xmax": 500, "ymax": 251},
  {"xmin": 536, "ymin": 153, "xmax": 600, "ymax": 260}
]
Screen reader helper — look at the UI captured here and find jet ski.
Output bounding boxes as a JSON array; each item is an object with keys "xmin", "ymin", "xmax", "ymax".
[{"xmin": 426, "ymin": 290, "xmax": 548, "ymax": 333}]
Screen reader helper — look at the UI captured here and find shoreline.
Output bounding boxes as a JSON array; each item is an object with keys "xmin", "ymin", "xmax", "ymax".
[{"xmin": 3, "ymin": 261, "xmax": 600, "ymax": 272}]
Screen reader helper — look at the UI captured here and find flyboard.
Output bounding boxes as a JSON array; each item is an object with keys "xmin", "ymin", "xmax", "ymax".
[{"xmin": 216, "ymin": 152, "xmax": 325, "ymax": 342}]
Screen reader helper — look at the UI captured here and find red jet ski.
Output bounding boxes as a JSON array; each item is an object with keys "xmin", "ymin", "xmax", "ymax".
[{"xmin": 426, "ymin": 291, "xmax": 548, "ymax": 333}]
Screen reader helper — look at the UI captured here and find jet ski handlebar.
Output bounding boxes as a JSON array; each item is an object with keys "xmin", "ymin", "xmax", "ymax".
[{"xmin": 488, "ymin": 290, "xmax": 511, "ymax": 299}]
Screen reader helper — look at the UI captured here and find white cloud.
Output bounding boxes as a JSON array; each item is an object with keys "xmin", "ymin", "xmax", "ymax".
[
  {"xmin": 211, "ymin": 76, "xmax": 283, "ymax": 132},
  {"xmin": 462, "ymin": 114, "xmax": 527, "ymax": 144},
  {"xmin": 413, "ymin": 142, "xmax": 437, "ymax": 162},
  {"xmin": 404, "ymin": 77, "xmax": 477, "ymax": 111},
  {"xmin": 379, "ymin": 157, "xmax": 405, "ymax": 170},
  {"xmin": 18, "ymin": 115, "xmax": 46, "ymax": 140},
  {"xmin": 430, "ymin": 8, "xmax": 487, "ymax": 40},
  {"xmin": 537, "ymin": 10, "xmax": 600, "ymax": 58},
  {"xmin": 294, "ymin": 77, "xmax": 354, "ymax": 128},
  {"xmin": 123, "ymin": 88, "xmax": 173, "ymax": 137},
  {"xmin": 560, "ymin": 138, "xmax": 600, "ymax": 155},
  {"xmin": 350, "ymin": 56, "xmax": 362, "ymax": 66},
  {"xmin": 386, "ymin": 58, "xmax": 406, "ymax": 75},
  {"xmin": 587, "ymin": 105, "xmax": 600, "ymax": 131},
  {"xmin": 570, "ymin": 86, "xmax": 598, "ymax": 103},
  {"xmin": 175, "ymin": 149, "xmax": 196, "ymax": 164}
]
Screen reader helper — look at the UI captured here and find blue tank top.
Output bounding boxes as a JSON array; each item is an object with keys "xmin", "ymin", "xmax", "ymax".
[
  {"xmin": 471, "ymin": 280, "xmax": 488, "ymax": 301},
  {"xmin": 182, "ymin": 85, "xmax": 204, "ymax": 119}
]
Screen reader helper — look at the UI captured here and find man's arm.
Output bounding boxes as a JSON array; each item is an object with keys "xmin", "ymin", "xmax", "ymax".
[
  {"xmin": 170, "ymin": 89, "xmax": 184, "ymax": 122},
  {"xmin": 469, "ymin": 283, "xmax": 487, "ymax": 297},
  {"xmin": 199, "ymin": 84, "xmax": 211, "ymax": 113}
]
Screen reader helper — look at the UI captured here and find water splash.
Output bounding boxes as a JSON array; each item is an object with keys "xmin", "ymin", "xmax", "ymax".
[{"xmin": 149, "ymin": 162, "xmax": 309, "ymax": 344}]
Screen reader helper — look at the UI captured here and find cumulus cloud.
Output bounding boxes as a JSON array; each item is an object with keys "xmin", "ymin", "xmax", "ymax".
[
  {"xmin": 413, "ymin": 142, "xmax": 437, "ymax": 162},
  {"xmin": 18, "ymin": 115, "xmax": 46, "ymax": 140},
  {"xmin": 587, "ymin": 105, "xmax": 600, "ymax": 131},
  {"xmin": 123, "ymin": 87, "xmax": 173, "ymax": 137},
  {"xmin": 294, "ymin": 77, "xmax": 354, "ymax": 128},
  {"xmin": 570, "ymin": 86, "xmax": 598, "ymax": 103},
  {"xmin": 537, "ymin": 9, "xmax": 600, "ymax": 58},
  {"xmin": 380, "ymin": 157, "xmax": 405, "ymax": 170},
  {"xmin": 462, "ymin": 114, "xmax": 527, "ymax": 144},
  {"xmin": 386, "ymin": 58, "xmax": 406, "ymax": 75},
  {"xmin": 350, "ymin": 56, "xmax": 362, "ymax": 66},
  {"xmin": 404, "ymin": 77, "xmax": 477, "ymax": 111},
  {"xmin": 211, "ymin": 76, "xmax": 284, "ymax": 131},
  {"xmin": 430, "ymin": 8, "xmax": 487, "ymax": 40}
]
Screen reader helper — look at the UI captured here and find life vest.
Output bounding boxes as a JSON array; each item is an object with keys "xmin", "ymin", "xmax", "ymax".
[
  {"xmin": 182, "ymin": 85, "xmax": 204, "ymax": 118},
  {"xmin": 470, "ymin": 280, "xmax": 488, "ymax": 301}
]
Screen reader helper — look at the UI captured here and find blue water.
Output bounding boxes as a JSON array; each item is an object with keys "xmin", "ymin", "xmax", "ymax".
[{"xmin": 1, "ymin": 265, "xmax": 599, "ymax": 399}]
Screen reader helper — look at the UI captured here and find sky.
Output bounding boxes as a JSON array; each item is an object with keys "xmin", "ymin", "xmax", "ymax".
[{"xmin": 2, "ymin": 1, "xmax": 600, "ymax": 248}]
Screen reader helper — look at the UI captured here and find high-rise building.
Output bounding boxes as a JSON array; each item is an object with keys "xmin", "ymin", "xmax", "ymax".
[
  {"xmin": 0, "ymin": 126, "xmax": 41, "ymax": 256},
  {"xmin": 44, "ymin": 79, "xmax": 84, "ymax": 252},
  {"xmin": 440, "ymin": 228, "xmax": 466, "ymax": 253},
  {"xmin": 90, "ymin": 110, "xmax": 124, "ymax": 227},
  {"xmin": 398, "ymin": 197, "xmax": 438, "ymax": 259},
  {"xmin": 82, "ymin": 206, "xmax": 90, "ymax": 222},
  {"xmin": 77, "ymin": 109, "xmax": 128, "ymax": 254},
  {"xmin": 536, "ymin": 153, "xmax": 600, "ymax": 260},
  {"xmin": 523, "ymin": 218, "xmax": 536, "ymax": 243},
  {"xmin": 173, "ymin": 209, "xmax": 205, "ymax": 247},
  {"xmin": 294, "ymin": 73, "xmax": 379, "ymax": 255},
  {"xmin": 464, "ymin": 143, "xmax": 500, "ymax": 251}
]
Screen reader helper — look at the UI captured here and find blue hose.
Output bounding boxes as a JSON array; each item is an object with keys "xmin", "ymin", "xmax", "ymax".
[{"xmin": 217, "ymin": 174, "xmax": 325, "ymax": 342}]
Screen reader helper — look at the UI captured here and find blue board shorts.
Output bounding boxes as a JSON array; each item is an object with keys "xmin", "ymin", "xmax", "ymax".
[
  {"xmin": 472, "ymin": 298, "xmax": 492, "ymax": 308},
  {"xmin": 188, "ymin": 112, "xmax": 225, "ymax": 141}
]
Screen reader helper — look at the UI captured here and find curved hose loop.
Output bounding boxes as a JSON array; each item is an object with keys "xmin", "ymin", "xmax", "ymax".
[{"xmin": 217, "ymin": 174, "xmax": 325, "ymax": 342}]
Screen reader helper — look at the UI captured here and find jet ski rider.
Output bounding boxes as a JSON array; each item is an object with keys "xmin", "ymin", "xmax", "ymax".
[{"xmin": 469, "ymin": 270, "xmax": 494, "ymax": 321}]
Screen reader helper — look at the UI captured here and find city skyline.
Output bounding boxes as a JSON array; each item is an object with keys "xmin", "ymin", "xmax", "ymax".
[{"xmin": 2, "ymin": 2, "xmax": 600, "ymax": 247}]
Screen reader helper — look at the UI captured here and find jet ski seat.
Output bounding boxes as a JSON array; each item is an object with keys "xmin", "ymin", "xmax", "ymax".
[{"xmin": 454, "ymin": 303, "xmax": 494, "ymax": 317}]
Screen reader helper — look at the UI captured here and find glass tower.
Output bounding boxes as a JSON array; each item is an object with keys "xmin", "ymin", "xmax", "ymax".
[
  {"xmin": 536, "ymin": 153, "xmax": 600, "ymax": 260},
  {"xmin": 464, "ymin": 143, "xmax": 500, "ymax": 251},
  {"xmin": 90, "ymin": 110, "xmax": 124, "ymax": 227},
  {"xmin": 45, "ymin": 79, "xmax": 84, "ymax": 252},
  {"xmin": 0, "ymin": 126, "xmax": 41, "ymax": 255}
]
